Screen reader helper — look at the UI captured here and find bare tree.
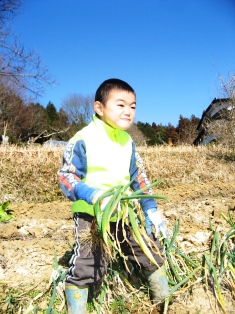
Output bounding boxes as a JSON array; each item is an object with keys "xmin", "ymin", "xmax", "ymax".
[
  {"xmin": 0, "ymin": 82, "xmax": 25, "ymax": 140},
  {"xmin": 61, "ymin": 93, "xmax": 94, "ymax": 125},
  {"xmin": 0, "ymin": 0, "xmax": 55, "ymax": 97},
  {"xmin": 219, "ymin": 73, "xmax": 235, "ymax": 99}
]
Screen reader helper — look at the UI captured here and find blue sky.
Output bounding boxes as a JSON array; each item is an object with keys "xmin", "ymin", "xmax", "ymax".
[{"xmin": 12, "ymin": 0, "xmax": 235, "ymax": 126}]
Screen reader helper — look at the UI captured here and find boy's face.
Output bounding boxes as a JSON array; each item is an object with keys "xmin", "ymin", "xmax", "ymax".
[{"xmin": 94, "ymin": 89, "xmax": 136, "ymax": 130}]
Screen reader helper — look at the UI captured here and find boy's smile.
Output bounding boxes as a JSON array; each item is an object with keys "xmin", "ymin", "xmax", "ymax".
[{"xmin": 94, "ymin": 90, "xmax": 136, "ymax": 130}]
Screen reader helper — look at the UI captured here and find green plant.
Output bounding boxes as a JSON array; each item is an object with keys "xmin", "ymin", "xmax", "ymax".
[
  {"xmin": 93, "ymin": 180, "xmax": 167, "ymax": 269},
  {"xmin": 111, "ymin": 296, "xmax": 129, "ymax": 314},
  {"xmin": 2, "ymin": 294, "xmax": 14, "ymax": 313},
  {"xmin": 0, "ymin": 202, "xmax": 15, "ymax": 222}
]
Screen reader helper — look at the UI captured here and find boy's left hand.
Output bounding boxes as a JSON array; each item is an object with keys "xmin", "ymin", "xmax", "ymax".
[{"xmin": 145, "ymin": 208, "xmax": 169, "ymax": 238}]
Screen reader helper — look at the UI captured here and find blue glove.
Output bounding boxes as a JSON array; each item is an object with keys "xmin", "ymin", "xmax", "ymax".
[{"xmin": 145, "ymin": 208, "xmax": 169, "ymax": 238}]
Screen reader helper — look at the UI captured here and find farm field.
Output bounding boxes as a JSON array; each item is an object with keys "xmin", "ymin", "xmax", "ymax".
[{"xmin": 0, "ymin": 145, "xmax": 235, "ymax": 314}]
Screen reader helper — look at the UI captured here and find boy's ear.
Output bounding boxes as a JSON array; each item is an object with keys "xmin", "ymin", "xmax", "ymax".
[{"xmin": 94, "ymin": 101, "xmax": 104, "ymax": 116}]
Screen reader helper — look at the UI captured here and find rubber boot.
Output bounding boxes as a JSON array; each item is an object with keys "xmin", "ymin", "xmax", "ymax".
[
  {"xmin": 144, "ymin": 265, "xmax": 170, "ymax": 304},
  {"xmin": 65, "ymin": 283, "xmax": 88, "ymax": 314}
]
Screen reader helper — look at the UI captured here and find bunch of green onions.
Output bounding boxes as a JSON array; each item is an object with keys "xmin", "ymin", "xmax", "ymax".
[{"xmin": 92, "ymin": 179, "xmax": 167, "ymax": 269}]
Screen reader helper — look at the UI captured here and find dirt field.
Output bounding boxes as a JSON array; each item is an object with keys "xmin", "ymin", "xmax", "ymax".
[
  {"xmin": 1, "ymin": 180, "xmax": 235, "ymax": 313},
  {"xmin": 1, "ymin": 145, "xmax": 235, "ymax": 313}
]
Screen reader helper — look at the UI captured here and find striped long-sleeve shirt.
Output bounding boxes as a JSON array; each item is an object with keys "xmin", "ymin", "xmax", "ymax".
[{"xmin": 58, "ymin": 116, "xmax": 157, "ymax": 214}]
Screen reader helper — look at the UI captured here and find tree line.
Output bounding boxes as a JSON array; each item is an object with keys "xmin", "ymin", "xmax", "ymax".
[
  {"xmin": 136, "ymin": 115, "xmax": 200, "ymax": 146},
  {"xmin": 0, "ymin": 85, "xmax": 201, "ymax": 145},
  {"xmin": 0, "ymin": 88, "xmax": 95, "ymax": 143}
]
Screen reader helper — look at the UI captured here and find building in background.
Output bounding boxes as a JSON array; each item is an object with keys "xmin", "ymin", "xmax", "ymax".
[{"xmin": 193, "ymin": 98, "xmax": 234, "ymax": 146}]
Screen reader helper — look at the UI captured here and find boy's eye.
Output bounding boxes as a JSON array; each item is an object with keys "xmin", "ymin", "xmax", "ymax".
[{"xmin": 118, "ymin": 104, "xmax": 124, "ymax": 107}]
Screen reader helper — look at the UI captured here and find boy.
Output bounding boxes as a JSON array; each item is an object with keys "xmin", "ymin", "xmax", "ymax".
[{"xmin": 58, "ymin": 78, "xmax": 169, "ymax": 313}]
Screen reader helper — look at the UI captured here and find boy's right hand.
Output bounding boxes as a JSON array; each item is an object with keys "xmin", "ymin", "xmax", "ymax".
[
  {"xmin": 100, "ymin": 196, "xmax": 112, "ymax": 211},
  {"xmin": 92, "ymin": 191, "xmax": 112, "ymax": 211}
]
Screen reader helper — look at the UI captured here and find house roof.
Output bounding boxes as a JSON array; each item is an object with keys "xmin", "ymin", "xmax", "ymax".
[
  {"xmin": 196, "ymin": 98, "xmax": 231, "ymax": 132},
  {"xmin": 193, "ymin": 98, "xmax": 231, "ymax": 145}
]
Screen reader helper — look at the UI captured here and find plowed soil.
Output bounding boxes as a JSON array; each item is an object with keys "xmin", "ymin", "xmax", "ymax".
[{"xmin": 1, "ymin": 181, "xmax": 235, "ymax": 314}]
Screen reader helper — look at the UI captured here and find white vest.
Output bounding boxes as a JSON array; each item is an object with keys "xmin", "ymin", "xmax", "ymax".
[{"xmin": 77, "ymin": 115, "xmax": 133, "ymax": 191}]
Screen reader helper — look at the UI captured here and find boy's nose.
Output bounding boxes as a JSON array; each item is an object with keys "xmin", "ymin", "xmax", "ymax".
[{"xmin": 124, "ymin": 107, "xmax": 131, "ymax": 115}]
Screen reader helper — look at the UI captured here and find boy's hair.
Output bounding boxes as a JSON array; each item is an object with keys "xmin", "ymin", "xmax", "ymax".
[{"xmin": 95, "ymin": 78, "xmax": 135, "ymax": 105}]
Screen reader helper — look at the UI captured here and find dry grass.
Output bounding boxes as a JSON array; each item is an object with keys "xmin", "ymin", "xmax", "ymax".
[
  {"xmin": 0, "ymin": 144, "xmax": 235, "ymax": 203},
  {"xmin": 138, "ymin": 145, "xmax": 235, "ymax": 188},
  {"xmin": 0, "ymin": 145, "xmax": 64, "ymax": 203}
]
